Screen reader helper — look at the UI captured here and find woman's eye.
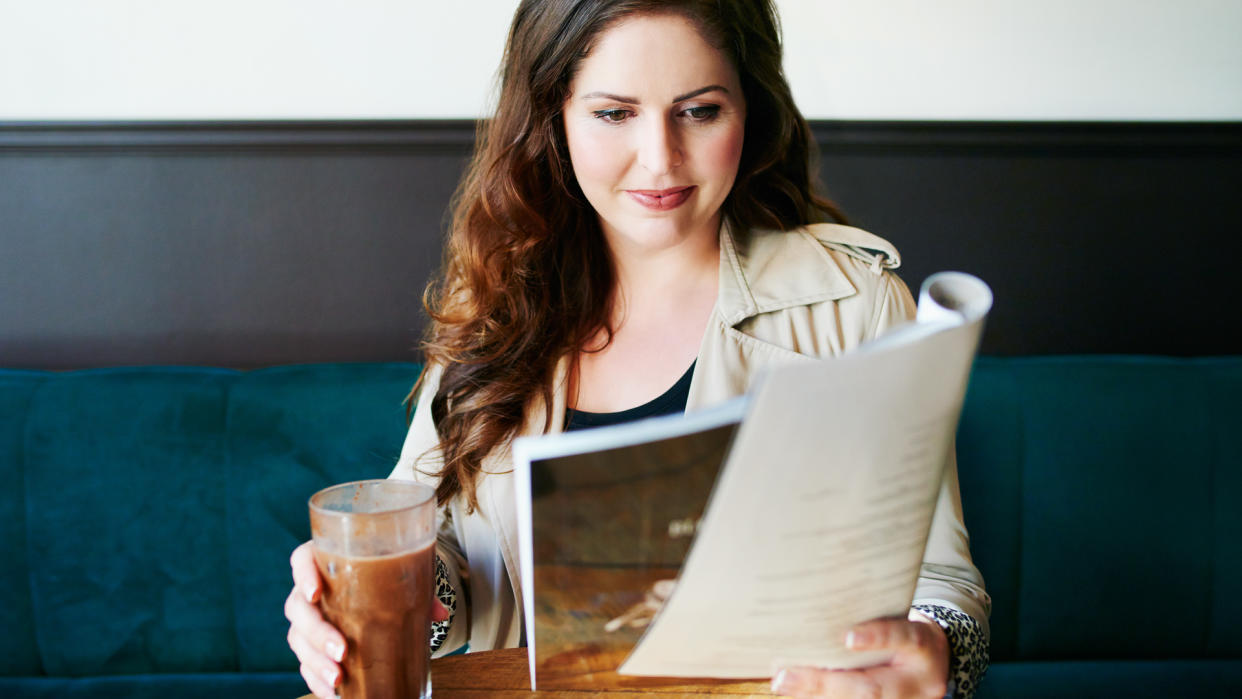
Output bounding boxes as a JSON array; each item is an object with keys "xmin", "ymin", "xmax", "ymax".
[
  {"xmin": 592, "ymin": 109, "xmax": 631, "ymax": 123},
  {"xmin": 683, "ymin": 105, "xmax": 720, "ymax": 121}
]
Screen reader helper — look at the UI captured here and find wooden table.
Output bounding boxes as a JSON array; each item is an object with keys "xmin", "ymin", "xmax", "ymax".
[{"xmin": 299, "ymin": 647, "xmax": 779, "ymax": 697}]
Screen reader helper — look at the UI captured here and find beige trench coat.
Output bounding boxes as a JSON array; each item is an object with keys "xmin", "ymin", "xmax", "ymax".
[{"xmin": 391, "ymin": 222, "xmax": 992, "ymax": 657}]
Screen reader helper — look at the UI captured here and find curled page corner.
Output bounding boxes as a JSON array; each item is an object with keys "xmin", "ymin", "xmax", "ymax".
[{"xmin": 917, "ymin": 272, "xmax": 993, "ymax": 324}]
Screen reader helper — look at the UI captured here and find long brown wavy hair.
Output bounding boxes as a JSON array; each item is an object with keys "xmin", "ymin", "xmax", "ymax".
[{"xmin": 415, "ymin": 0, "xmax": 845, "ymax": 512}]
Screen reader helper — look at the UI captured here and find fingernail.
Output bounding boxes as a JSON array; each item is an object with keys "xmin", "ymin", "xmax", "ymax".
[
  {"xmin": 321, "ymin": 666, "xmax": 339, "ymax": 688},
  {"xmin": 304, "ymin": 585, "xmax": 316, "ymax": 604},
  {"xmin": 846, "ymin": 629, "xmax": 873, "ymax": 648},
  {"xmin": 771, "ymin": 667, "xmax": 809, "ymax": 694},
  {"xmin": 326, "ymin": 640, "xmax": 345, "ymax": 662}
]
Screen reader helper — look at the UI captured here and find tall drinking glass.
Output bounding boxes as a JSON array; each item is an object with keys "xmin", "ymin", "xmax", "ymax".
[{"xmin": 309, "ymin": 479, "xmax": 436, "ymax": 699}]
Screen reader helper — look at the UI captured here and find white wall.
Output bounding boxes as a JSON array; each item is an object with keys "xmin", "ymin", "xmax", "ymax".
[
  {"xmin": 2, "ymin": 0, "xmax": 1239, "ymax": 121},
  {"xmin": 781, "ymin": 0, "xmax": 1242, "ymax": 121}
]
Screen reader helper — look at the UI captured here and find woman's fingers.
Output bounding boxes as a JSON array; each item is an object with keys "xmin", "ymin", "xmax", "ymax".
[
  {"xmin": 284, "ymin": 586, "xmax": 347, "ymax": 662},
  {"xmin": 290, "ymin": 541, "xmax": 321, "ymax": 604},
  {"xmin": 771, "ymin": 618, "xmax": 950, "ymax": 698},
  {"xmin": 847, "ymin": 617, "xmax": 945, "ymax": 668},
  {"xmin": 771, "ymin": 666, "xmax": 881, "ymax": 699},
  {"xmin": 287, "ymin": 540, "xmax": 342, "ymax": 697},
  {"xmin": 298, "ymin": 659, "xmax": 337, "ymax": 699},
  {"xmin": 848, "ymin": 618, "xmax": 922, "ymax": 649},
  {"xmin": 291, "ymin": 628, "xmax": 340, "ymax": 696},
  {"xmin": 286, "ymin": 588, "xmax": 345, "ymax": 697}
]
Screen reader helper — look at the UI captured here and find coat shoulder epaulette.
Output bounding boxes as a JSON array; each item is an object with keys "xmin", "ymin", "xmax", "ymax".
[{"xmin": 804, "ymin": 223, "xmax": 902, "ymax": 274}]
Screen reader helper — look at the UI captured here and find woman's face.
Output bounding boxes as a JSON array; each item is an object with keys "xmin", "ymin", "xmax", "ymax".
[{"xmin": 562, "ymin": 13, "xmax": 746, "ymax": 256}]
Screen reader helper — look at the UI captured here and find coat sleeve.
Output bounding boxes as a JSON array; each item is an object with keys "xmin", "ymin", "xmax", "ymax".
[
  {"xmin": 389, "ymin": 364, "xmax": 471, "ymax": 656},
  {"xmin": 872, "ymin": 272, "xmax": 992, "ymax": 697}
]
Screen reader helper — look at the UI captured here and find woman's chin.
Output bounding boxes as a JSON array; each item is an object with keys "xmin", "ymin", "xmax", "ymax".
[{"xmin": 601, "ymin": 214, "xmax": 719, "ymax": 255}]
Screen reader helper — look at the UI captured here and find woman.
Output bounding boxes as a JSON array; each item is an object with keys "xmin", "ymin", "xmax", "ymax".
[{"xmin": 286, "ymin": 1, "xmax": 990, "ymax": 697}]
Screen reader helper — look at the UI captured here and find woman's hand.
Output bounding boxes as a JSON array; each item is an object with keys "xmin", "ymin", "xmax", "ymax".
[
  {"xmin": 285, "ymin": 541, "xmax": 451, "ymax": 699},
  {"xmin": 286, "ymin": 541, "xmax": 347, "ymax": 699},
  {"xmin": 771, "ymin": 612, "xmax": 949, "ymax": 699}
]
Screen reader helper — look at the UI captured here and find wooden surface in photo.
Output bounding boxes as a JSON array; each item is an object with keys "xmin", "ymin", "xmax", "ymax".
[{"xmin": 532, "ymin": 564, "xmax": 676, "ymax": 679}]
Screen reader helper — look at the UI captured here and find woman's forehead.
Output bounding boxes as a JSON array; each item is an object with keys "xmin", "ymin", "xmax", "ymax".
[{"xmin": 568, "ymin": 13, "xmax": 739, "ymax": 100}]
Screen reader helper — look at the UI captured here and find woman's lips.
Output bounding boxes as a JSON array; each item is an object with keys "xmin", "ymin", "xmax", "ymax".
[{"xmin": 625, "ymin": 186, "xmax": 695, "ymax": 211}]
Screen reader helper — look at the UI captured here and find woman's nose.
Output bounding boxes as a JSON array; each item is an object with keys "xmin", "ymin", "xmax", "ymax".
[{"xmin": 637, "ymin": 118, "xmax": 682, "ymax": 175}]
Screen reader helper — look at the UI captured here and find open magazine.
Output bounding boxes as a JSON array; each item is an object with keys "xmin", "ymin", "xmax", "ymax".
[{"xmin": 512, "ymin": 272, "xmax": 993, "ymax": 689}]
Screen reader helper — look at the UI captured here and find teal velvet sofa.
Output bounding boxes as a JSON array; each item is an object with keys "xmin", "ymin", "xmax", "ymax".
[{"xmin": 2, "ymin": 357, "xmax": 1240, "ymax": 697}]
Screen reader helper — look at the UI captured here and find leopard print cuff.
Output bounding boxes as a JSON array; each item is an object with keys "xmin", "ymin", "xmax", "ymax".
[
  {"xmin": 429, "ymin": 554, "xmax": 457, "ymax": 652},
  {"xmin": 911, "ymin": 604, "xmax": 988, "ymax": 699}
]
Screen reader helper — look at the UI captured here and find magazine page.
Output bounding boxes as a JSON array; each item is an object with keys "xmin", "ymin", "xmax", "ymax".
[
  {"xmin": 512, "ymin": 400, "xmax": 747, "ymax": 689},
  {"xmin": 617, "ymin": 272, "xmax": 992, "ymax": 677}
]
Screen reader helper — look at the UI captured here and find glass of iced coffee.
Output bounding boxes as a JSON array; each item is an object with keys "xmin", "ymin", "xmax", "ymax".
[{"xmin": 309, "ymin": 479, "xmax": 436, "ymax": 699}]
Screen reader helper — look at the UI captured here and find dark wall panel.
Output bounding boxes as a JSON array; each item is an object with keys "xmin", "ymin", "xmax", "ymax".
[
  {"xmin": 1, "ymin": 121, "xmax": 1238, "ymax": 368},
  {"xmin": 1, "ymin": 124, "xmax": 470, "ymax": 368},
  {"xmin": 814, "ymin": 125, "xmax": 1242, "ymax": 355}
]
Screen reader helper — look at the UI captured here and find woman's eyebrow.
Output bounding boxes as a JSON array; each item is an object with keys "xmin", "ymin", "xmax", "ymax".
[
  {"xmin": 579, "ymin": 84, "xmax": 730, "ymax": 104},
  {"xmin": 672, "ymin": 85, "xmax": 728, "ymax": 102},
  {"xmin": 581, "ymin": 91, "xmax": 639, "ymax": 104}
]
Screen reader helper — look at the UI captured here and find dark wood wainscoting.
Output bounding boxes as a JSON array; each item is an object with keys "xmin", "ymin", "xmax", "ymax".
[{"xmin": 2, "ymin": 120, "xmax": 1239, "ymax": 368}]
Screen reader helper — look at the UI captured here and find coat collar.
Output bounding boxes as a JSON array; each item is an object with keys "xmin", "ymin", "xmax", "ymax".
[
  {"xmin": 717, "ymin": 219, "xmax": 861, "ymax": 327},
  {"xmin": 541, "ymin": 219, "xmax": 901, "ymax": 423}
]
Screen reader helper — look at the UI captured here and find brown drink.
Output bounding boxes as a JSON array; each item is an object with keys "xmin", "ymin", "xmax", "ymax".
[
  {"xmin": 315, "ymin": 544, "xmax": 434, "ymax": 699},
  {"xmin": 310, "ymin": 479, "xmax": 436, "ymax": 699}
]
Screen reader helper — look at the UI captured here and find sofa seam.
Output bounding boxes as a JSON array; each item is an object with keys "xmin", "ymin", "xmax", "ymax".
[{"xmin": 220, "ymin": 373, "xmax": 244, "ymax": 672}]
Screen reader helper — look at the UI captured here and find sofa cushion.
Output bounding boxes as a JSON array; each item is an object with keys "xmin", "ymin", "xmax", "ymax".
[
  {"xmin": 21, "ymin": 368, "xmax": 238, "ymax": 676},
  {"xmin": 224, "ymin": 362, "xmax": 422, "ymax": 671},
  {"xmin": 958, "ymin": 356, "xmax": 1242, "ymax": 662},
  {"xmin": 3, "ymin": 364, "xmax": 423, "ymax": 679}
]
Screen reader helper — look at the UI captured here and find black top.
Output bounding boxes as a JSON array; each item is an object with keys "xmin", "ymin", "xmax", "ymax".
[{"xmin": 564, "ymin": 361, "xmax": 696, "ymax": 431}]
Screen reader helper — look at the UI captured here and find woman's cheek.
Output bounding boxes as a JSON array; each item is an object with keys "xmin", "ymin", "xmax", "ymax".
[
  {"xmin": 567, "ymin": 123, "xmax": 627, "ymax": 188},
  {"xmin": 702, "ymin": 124, "xmax": 745, "ymax": 196},
  {"xmin": 717, "ymin": 124, "xmax": 745, "ymax": 176}
]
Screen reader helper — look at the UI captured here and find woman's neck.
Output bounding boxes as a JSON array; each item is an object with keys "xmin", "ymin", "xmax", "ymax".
[
  {"xmin": 570, "ymin": 221, "xmax": 720, "ymax": 413},
  {"xmin": 606, "ymin": 225, "xmax": 720, "ymax": 330}
]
